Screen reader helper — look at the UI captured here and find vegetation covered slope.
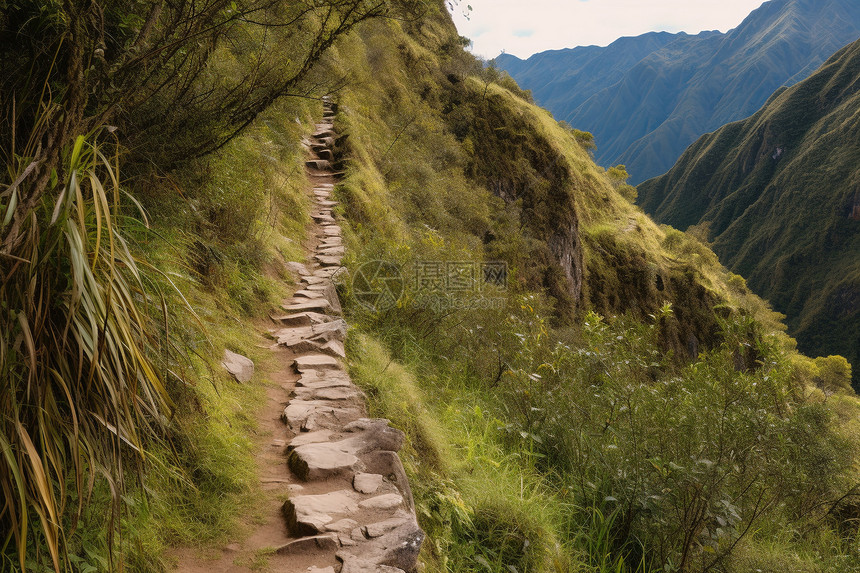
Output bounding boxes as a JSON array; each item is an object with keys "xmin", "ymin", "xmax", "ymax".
[
  {"xmin": 638, "ymin": 37, "xmax": 860, "ymax": 389},
  {"xmin": 497, "ymin": 0, "xmax": 860, "ymax": 183},
  {"xmin": 314, "ymin": 4, "xmax": 860, "ymax": 572},
  {"xmin": 0, "ymin": 0, "xmax": 388, "ymax": 569}
]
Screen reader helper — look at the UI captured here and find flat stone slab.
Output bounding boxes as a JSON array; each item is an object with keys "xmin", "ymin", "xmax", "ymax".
[
  {"xmin": 283, "ymin": 401, "xmax": 363, "ymax": 432},
  {"xmin": 288, "ymin": 430, "xmax": 338, "ymax": 450},
  {"xmin": 316, "ymin": 339, "xmax": 346, "ymax": 358},
  {"xmin": 364, "ymin": 516, "xmax": 413, "ymax": 539},
  {"xmin": 296, "ymin": 373, "xmax": 353, "ymax": 390},
  {"xmin": 316, "ymin": 255, "xmax": 343, "ymax": 267},
  {"xmin": 273, "ymin": 321, "xmax": 345, "ymax": 352},
  {"xmin": 293, "ymin": 385, "xmax": 363, "ymax": 402},
  {"xmin": 353, "ymin": 473, "xmax": 383, "ymax": 495},
  {"xmin": 286, "ymin": 261, "xmax": 312, "ymax": 276},
  {"xmin": 289, "ymin": 339, "xmax": 332, "ymax": 355},
  {"xmin": 283, "ymin": 490, "xmax": 358, "ymax": 535},
  {"xmin": 322, "ymin": 226, "xmax": 341, "ymax": 237},
  {"xmin": 319, "ymin": 246, "xmax": 345, "ymax": 256},
  {"xmin": 294, "ymin": 289, "xmax": 325, "ymax": 299},
  {"xmin": 359, "ymin": 494, "xmax": 403, "ymax": 511},
  {"xmin": 275, "ymin": 325, "xmax": 315, "ymax": 346},
  {"xmin": 306, "ymin": 159, "xmax": 332, "ymax": 170},
  {"xmin": 337, "ymin": 521, "xmax": 424, "ymax": 572},
  {"xmin": 276, "ymin": 534, "xmax": 338, "ymax": 555},
  {"xmin": 283, "ymin": 299, "xmax": 333, "ymax": 313},
  {"xmin": 326, "ymin": 518, "xmax": 359, "ymax": 533},
  {"xmin": 221, "ymin": 349, "xmax": 254, "ymax": 382},
  {"xmin": 271, "ymin": 311, "xmax": 331, "ymax": 327},
  {"xmin": 339, "ymin": 556, "xmax": 405, "ymax": 573},
  {"xmin": 289, "ymin": 443, "xmax": 359, "ymax": 481},
  {"xmin": 294, "ymin": 354, "xmax": 340, "ymax": 371},
  {"xmin": 308, "ymin": 318, "xmax": 347, "ymax": 341}
]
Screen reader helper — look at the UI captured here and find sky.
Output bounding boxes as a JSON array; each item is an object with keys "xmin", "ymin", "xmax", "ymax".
[{"xmin": 448, "ymin": 0, "xmax": 767, "ymax": 59}]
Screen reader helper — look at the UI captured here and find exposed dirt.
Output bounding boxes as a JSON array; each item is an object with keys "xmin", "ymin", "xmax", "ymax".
[{"xmin": 169, "ymin": 119, "xmax": 341, "ymax": 573}]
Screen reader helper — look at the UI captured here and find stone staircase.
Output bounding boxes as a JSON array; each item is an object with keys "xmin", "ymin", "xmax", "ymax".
[{"xmin": 271, "ymin": 98, "xmax": 424, "ymax": 573}]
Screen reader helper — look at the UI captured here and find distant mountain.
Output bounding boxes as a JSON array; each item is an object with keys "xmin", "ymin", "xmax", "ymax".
[
  {"xmin": 497, "ymin": 0, "xmax": 860, "ymax": 183},
  {"xmin": 638, "ymin": 37, "xmax": 860, "ymax": 385},
  {"xmin": 495, "ymin": 31, "xmax": 704, "ymax": 123}
]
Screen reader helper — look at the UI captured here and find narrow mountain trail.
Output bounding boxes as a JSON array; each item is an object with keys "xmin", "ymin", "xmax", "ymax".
[{"xmin": 170, "ymin": 100, "xmax": 424, "ymax": 573}]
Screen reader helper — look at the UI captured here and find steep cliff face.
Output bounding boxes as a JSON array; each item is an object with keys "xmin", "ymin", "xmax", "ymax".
[
  {"xmin": 325, "ymin": 4, "xmax": 792, "ymax": 360},
  {"xmin": 638, "ymin": 38, "xmax": 860, "ymax": 384}
]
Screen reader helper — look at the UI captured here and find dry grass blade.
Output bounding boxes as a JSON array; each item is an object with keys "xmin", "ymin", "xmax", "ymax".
[{"xmin": 0, "ymin": 132, "xmax": 179, "ymax": 570}]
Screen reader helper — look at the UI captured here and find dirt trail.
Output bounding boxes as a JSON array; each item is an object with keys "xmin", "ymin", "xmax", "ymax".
[{"xmin": 171, "ymin": 99, "xmax": 423, "ymax": 573}]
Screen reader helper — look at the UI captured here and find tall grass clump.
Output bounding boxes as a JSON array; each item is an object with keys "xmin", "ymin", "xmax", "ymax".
[{"xmin": 0, "ymin": 131, "xmax": 176, "ymax": 570}]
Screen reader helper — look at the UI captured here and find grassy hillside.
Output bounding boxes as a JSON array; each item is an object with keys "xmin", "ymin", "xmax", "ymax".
[
  {"xmin": 2, "ymin": 1, "xmax": 860, "ymax": 572},
  {"xmin": 497, "ymin": 0, "xmax": 860, "ymax": 183},
  {"xmin": 316, "ymin": 5, "xmax": 860, "ymax": 572},
  {"xmin": 638, "ymin": 37, "xmax": 860, "ymax": 389}
]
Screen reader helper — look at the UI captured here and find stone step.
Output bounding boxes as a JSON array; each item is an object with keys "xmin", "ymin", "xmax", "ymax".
[
  {"xmin": 291, "ymin": 385, "xmax": 364, "ymax": 400},
  {"xmin": 270, "ymin": 311, "xmax": 333, "ymax": 327},
  {"xmin": 336, "ymin": 519, "xmax": 424, "ymax": 572},
  {"xmin": 296, "ymin": 369, "xmax": 352, "ymax": 388},
  {"xmin": 293, "ymin": 289, "xmax": 325, "ymax": 299},
  {"xmin": 283, "ymin": 299, "xmax": 334, "ymax": 314},
  {"xmin": 314, "ymin": 129, "xmax": 337, "ymax": 139},
  {"xmin": 307, "ymin": 159, "xmax": 333, "ymax": 170},
  {"xmin": 288, "ymin": 443, "xmax": 360, "ymax": 481},
  {"xmin": 315, "ymin": 149, "xmax": 334, "ymax": 161},
  {"xmin": 313, "ymin": 267, "xmax": 341, "ymax": 279},
  {"xmin": 294, "ymin": 354, "xmax": 341, "ymax": 371},
  {"xmin": 318, "ymin": 246, "xmax": 345, "ymax": 256},
  {"xmin": 316, "ymin": 254, "xmax": 343, "ymax": 267},
  {"xmin": 282, "ymin": 400, "xmax": 364, "ymax": 432},
  {"xmin": 283, "ymin": 490, "xmax": 359, "ymax": 536},
  {"xmin": 286, "ymin": 261, "xmax": 312, "ymax": 276},
  {"xmin": 287, "ymin": 420, "xmax": 404, "ymax": 480}
]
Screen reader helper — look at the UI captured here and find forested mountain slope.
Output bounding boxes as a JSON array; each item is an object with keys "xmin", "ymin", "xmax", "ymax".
[
  {"xmin": 497, "ymin": 0, "xmax": 860, "ymax": 183},
  {"xmin": 638, "ymin": 37, "xmax": 860, "ymax": 388}
]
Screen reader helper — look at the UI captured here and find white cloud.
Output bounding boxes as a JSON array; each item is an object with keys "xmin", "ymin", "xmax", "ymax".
[{"xmin": 449, "ymin": 0, "xmax": 768, "ymax": 59}]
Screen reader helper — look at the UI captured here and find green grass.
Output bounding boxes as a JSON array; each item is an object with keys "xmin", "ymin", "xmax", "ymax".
[{"xmin": 325, "ymin": 9, "xmax": 860, "ymax": 573}]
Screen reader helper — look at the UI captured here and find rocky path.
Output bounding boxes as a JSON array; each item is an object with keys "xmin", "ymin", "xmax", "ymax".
[{"xmin": 173, "ymin": 99, "xmax": 423, "ymax": 573}]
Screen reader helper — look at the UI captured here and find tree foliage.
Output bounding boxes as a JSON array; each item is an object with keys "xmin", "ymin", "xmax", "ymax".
[{"xmin": 0, "ymin": 0, "xmax": 391, "ymax": 568}]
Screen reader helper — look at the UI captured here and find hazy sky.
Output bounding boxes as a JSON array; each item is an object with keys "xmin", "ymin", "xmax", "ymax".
[{"xmin": 449, "ymin": 0, "xmax": 767, "ymax": 59}]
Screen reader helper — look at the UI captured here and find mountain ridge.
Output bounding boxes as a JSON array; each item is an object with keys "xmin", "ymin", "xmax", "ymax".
[
  {"xmin": 638, "ymin": 36, "xmax": 860, "ymax": 386},
  {"xmin": 497, "ymin": 0, "xmax": 860, "ymax": 183}
]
